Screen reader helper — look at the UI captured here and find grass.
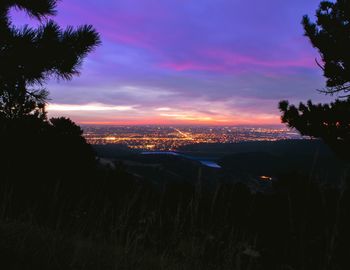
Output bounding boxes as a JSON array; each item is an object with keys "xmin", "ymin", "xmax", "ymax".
[
  {"xmin": 0, "ymin": 165, "xmax": 349, "ymax": 270},
  {"xmin": 0, "ymin": 215, "xmax": 260, "ymax": 270}
]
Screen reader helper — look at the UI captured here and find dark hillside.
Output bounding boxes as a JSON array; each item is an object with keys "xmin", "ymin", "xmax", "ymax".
[
  {"xmin": 178, "ymin": 139, "xmax": 334, "ymax": 158},
  {"xmin": 93, "ymin": 140, "xmax": 345, "ymax": 186}
]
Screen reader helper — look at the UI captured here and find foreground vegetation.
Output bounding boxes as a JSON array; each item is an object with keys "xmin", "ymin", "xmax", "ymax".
[
  {"xmin": 0, "ymin": 117, "xmax": 349, "ymax": 270},
  {"xmin": 1, "ymin": 132, "xmax": 349, "ymax": 269}
]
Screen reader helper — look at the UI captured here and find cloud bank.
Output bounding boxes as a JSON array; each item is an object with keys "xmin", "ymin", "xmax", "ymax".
[{"xmin": 12, "ymin": 0, "xmax": 330, "ymax": 125}]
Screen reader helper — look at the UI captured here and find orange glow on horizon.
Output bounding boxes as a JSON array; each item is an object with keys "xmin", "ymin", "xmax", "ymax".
[
  {"xmin": 47, "ymin": 103, "xmax": 282, "ymax": 126},
  {"xmin": 77, "ymin": 115, "xmax": 281, "ymax": 126},
  {"xmin": 47, "ymin": 103, "xmax": 281, "ymax": 126}
]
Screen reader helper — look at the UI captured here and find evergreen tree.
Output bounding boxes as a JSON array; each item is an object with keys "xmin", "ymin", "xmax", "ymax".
[
  {"xmin": 0, "ymin": 0, "xmax": 100, "ymax": 119},
  {"xmin": 279, "ymin": 0, "xmax": 350, "ymax": 159},
  {"xmin": 0, "ymin": 1, "xmax": 99, "ymax": 188}
]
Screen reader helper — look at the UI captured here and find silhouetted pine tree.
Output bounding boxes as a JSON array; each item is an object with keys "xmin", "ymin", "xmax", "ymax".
[
  {"xmin": 0, "ymin": 0, "xmax": 100, "ymax": 119},
  {"xmin": 0, "ymin": 1, "xmax": 100, "ymax": 211},
  {"xmin": 279, "ymin": 0, "xmax": 350, "ymax": 160}
]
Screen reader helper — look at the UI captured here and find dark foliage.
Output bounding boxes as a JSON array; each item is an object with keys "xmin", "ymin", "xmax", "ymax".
[
  {"xmin": 0, "ymin": 0, "xmax": 101, "ymax": 235},
  {"xmin": 1, "ymin": 157, "xmax": 350, "ymax": 269},
  {"xmin": 280, "ymin": 0, "xmax": 350, "ymax": 160},
  {"xmin": 280, "ymin": 99, "xmax": 350, "ymax": 160},
  {"xmin": 302, "ymin": 0, "xmax": 350, "ymax": 95},
  {"xmin": 0, "ymin": 115, "xmax": 96, "ymax": 188},
  {"xmin": 0, "ymin": 0, "xmax": 100, "ymax": 119}
]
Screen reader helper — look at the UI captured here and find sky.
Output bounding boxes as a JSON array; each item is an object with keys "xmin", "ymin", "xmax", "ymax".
[{"xmin": 11, "ymin": 0, "xmax": 333, "ymax": 125}]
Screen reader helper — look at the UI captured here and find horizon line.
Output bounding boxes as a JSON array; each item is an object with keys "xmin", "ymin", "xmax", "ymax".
[{"xmin": 79, "ymin": 122, "xmax": 286, "ymax": 127}]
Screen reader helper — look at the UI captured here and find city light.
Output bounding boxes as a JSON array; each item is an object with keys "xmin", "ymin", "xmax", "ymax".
[{"xmin": 83, "ymin": 126, "xmax": 304, "ymax": 151}]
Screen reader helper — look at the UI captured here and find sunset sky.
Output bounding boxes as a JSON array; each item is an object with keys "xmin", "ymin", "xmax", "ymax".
[{"xmin": 12, "ymin": 0, "xmax": 331, "ymax": 125}]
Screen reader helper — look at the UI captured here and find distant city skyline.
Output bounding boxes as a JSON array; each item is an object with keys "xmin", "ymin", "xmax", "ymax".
[
  {"xmin": 12, "ymin": 0, "xmax": 332, "ymax": 125},
  {"xmin": 84, "ymin": 125, "xmax": 303, "ymax": 150}
]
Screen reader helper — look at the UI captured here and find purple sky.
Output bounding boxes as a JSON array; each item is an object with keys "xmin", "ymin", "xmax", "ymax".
[{"xmin": 12, "ymin": 0, "xmax": 332, "ymax": 125}]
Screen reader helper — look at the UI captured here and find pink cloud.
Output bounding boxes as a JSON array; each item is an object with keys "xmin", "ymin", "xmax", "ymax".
[
  {"xmin": 205, "ymin": 49, "xmax": 315, "ymax": 68},
  {"xmin": 160, "ymin": 62, "xmax": 227, "ymax": 72},
  {"xmin": 159, "ymin": 48, "xmax": 316, "ymax": 74}
]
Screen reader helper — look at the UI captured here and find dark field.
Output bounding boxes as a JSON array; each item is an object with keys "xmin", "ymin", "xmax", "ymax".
[{"xmin": 1, "ymin": 139, "xmax": 349, "ymax": 270}]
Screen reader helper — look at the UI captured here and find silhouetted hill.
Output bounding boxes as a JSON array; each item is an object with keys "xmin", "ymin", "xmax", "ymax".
[
  {"xmin": 92, "ymin": 140, "xmax": 345, "ymax": 186},
  {"xmin": 178, "ymin": 139, "xmax": 335, "ymax": 158},
  {"xmin": 219, "ymin": 151, "xmax": 283, "ymax": 175},
  {"xmin": 217, "ymin": 140, "xmax": 343, "ymax": 180},
  {"xmin": 93, "ymin": 144, "xmax": 140, "ymax": 158}
]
